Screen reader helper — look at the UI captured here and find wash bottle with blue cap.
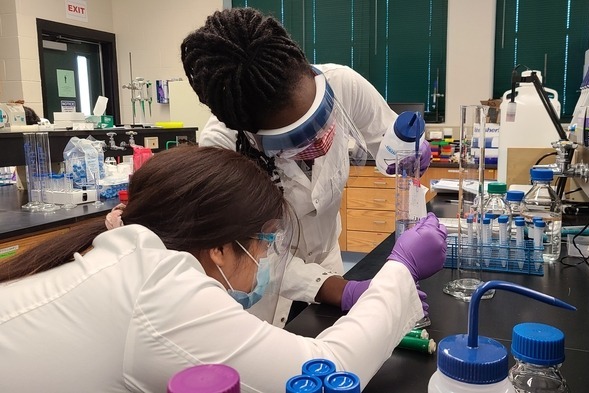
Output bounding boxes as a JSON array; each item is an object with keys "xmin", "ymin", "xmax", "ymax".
[
  {"xmin": 428, "ymin": 281, "xmax": 575, "ymax": 393},
  {"xmin": 375, "ymin": 111, "xmax": 425, "ymax": 176}
]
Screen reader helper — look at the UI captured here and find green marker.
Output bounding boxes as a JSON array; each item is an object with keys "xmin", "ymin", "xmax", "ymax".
[
  {"xmin": 404, "ymin": 328, "xmax": 429, "ymax": 339},
  {"xmin": 397, "ymin": 336, "xmax": 437, "ymax": 354}
]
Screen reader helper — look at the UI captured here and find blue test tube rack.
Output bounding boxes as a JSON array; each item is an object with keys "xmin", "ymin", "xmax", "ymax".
[{"xmin": 444, "ymin": 236, "xmax": 545, "ymax": 276}]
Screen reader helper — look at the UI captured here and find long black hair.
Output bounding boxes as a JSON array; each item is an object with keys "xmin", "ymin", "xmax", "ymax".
[{"xmin": 181, "ymin": 8, "xmax": 312, "ymax": 177}]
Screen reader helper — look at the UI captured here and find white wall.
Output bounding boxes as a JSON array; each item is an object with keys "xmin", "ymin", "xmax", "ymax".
[
  {"xmin": 111, "ymin": 0, "xmax": 222, "ymax": 125},
  {"xmin": 0, "ymin": 0, "xmax": 114, "ymax": 117},
  {"xmin": 445, "ymin": 0, "xmax": 497, "ymax": 126},
  {"xmin": 1, "ymin": 0, "xmax": 495, "ymax": 127}
]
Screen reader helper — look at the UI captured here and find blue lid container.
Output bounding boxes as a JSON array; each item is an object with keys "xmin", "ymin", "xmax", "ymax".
[
  {"xmin": 511, "ymin": 323, "xmax": 565, "ymax": 366},
  {"xmin": 285, "ymin": 375, "xmax": 323, "ymax": 393},
  {"xmin": 323, "ymin": 371, "xmax": 361, "ymax": 393},
  {"xmin": 302, "ymin": 359, "xmax": 336, "ymax": 381}
]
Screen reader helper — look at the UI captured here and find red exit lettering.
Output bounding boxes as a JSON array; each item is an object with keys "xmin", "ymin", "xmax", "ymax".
[{"xmin": 68, "ymin": 4, "xmax": 86, "ymax": 15}]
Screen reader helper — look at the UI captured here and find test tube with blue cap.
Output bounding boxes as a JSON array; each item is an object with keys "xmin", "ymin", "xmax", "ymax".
[
  {"xmin": 498, "ymin": 215, "xmax": 509, "ymax": 267},
  {"xmin": 428, "ymin": 280, "xmax": 576, "ymax": 393},
  {"xmin": 534, "ymin": 220, "xmax": 546, "ymax": 270},
  {"xmin": 515, "ymin": 218, "xmax": 526, "ymax": 269},
  {"xmin": 481, "ymin": 216, "xmax": 492, "ymax": 267}
]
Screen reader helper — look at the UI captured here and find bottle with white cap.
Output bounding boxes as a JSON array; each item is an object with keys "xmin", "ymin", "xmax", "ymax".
[
  {"xmin": 428, "ymin": 281, "xmax": 575, "ymax": 393},
  {"xmin": 508, "ymin": 323, "xmax": 570, "ymax": 392},
  {"xmin": 375, "ymin": 111, "xmax": 426, "ymax": 176}
]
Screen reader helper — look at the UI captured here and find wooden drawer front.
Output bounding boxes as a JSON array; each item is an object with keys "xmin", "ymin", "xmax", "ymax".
[
  {"xmin": 348, "ymin": 176, "xmax": 396, "ymax": 189},
  {"xmin": 347, "ymin": 230, "xmax": 393, "ymax": 253},
  {"xmin": 354, "ymin": 166, "xmax": 386, "ymax": 177},
  {"xmin": 347, "ymin": 188, "xmax": 395, "ymax": 210},
  {"xmin": 347, "ymin": 209, "xmax": 395, "ymax": 232}
]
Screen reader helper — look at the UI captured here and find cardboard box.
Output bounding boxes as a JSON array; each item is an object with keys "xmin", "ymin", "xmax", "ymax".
[{"xmin": 480, "ymin": 99, "xmax": 502, "ymax": 124}]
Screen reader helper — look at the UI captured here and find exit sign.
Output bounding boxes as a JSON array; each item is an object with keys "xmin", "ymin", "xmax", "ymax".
[{"xmin": 66, "ymin": 0, "xmax": 88, "ymax": 22}]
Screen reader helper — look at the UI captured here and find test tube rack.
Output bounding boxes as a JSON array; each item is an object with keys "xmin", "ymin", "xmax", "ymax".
[{"xmin": 444, "ymin": 235, "xmax": 545, "ymax": 276}]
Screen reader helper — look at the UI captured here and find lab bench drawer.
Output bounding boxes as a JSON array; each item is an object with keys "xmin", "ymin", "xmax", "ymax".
[
  {"xmin": 348, "ymin": 176, "xmax": 396, "ymax": 189},
  {"xmin": 347, "ymin": 209, "xmax": 395, "ymax": 232},
  {"xmin": 346, "ymin": 188, "xmax": 395, "ymax": 210},
  {"xmin": 347, "ymin": 230, "xmax": 393, "ymax": 253},
  {"xmin": 353, "ymin": 166, "xmax": 387, "ymax": 177}
]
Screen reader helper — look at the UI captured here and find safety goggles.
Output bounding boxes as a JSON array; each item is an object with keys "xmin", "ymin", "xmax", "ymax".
[
  {"xmin": 245, "ymin": 67, "xmax": 336, "ymax": 159},
  {"xmin": 250, "ymin": 220, "xmax": 289, "ymax": 256}
]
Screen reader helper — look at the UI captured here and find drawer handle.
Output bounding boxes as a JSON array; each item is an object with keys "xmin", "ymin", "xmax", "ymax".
[
  {"xmin": 373, "ymin": 220, "xmax": 386, "ymax": 224},
  {"xmin": 373, "ymin": 181, "xmax": 387, "ymax": 185},
  {"xmin": 373, "ymin": 198, "xmax": 387, "ymax": 202}
]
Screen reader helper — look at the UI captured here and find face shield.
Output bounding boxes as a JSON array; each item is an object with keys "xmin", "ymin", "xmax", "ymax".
[
  {"xmin": 245, "ymin": 68, "xmax": 369, "ymax": 167},
  {"xmin": 251, "ymin": 205, "xmax": 300, "ymax": 296}
]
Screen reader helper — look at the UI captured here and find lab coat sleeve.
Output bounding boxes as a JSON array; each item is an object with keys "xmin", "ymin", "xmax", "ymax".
[
  {"xmin": 198, "ymin": 115, "xmax": 238, "ymax": 150},
  {"xmin": 279, "ymin": 246, "xmax": 341, "ymax": 304},
  {"xmin": 123, "ymin": 253, "xmax": 421, "ymax": 393}
]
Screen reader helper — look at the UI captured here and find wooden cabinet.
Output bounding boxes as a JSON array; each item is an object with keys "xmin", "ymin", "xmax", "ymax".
[
  {"xmin": 342, "ymin": 166, "xmax": 396, "ymax": 253},
  {"xmin": 339, "ymin": 165, "xmax": 497, "ymax": 253}
]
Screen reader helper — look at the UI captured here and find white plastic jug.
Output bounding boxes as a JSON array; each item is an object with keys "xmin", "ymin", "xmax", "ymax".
[{"xmin": 497, "ymin": 71, "xmax": 561, "ymax": 183}]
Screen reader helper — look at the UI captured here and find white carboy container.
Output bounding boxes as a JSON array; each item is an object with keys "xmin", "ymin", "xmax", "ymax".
[{"xmin": 497, "ymin": 70, "xmax": 561, "ymax": 183}]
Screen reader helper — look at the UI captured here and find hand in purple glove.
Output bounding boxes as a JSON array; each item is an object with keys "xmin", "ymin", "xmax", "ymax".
[
  {"xmin": 385, "ymin": 140, "xmax": 432, "ymax": 175},
  {"xmin": 417, "ymin": 283, "xmax": 429, "ymax": 318},
  {"xmin": 341, "ymin": 279, "xmax": 371, "ymax": 311},
  {"xmin": 388, "ymin": 212, "xmax": 447, "ymax": 282}
]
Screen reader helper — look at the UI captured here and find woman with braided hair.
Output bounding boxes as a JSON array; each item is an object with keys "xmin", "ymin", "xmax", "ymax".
[{"xmin": 181, "ymin": 8, "xmax": 434, "ymax": 328}]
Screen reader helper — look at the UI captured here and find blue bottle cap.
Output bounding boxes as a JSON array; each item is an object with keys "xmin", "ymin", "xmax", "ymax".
[
  {"xmin": 302, "ymin": 359, "xmax": 336, "ymax": 381},
  {"xmin": 506, "ymin": 190, "xmax": 525, "ymax": 202},
  {"xmin": 511, "ymin": 323, "xmax": 565, "ymax": 366},
  {"xmin": 467, "ymin": 215, "xmax": 474, "ymax": 224},
  {"xmin": 498, "ymin": 215, "xmax": 509, "ymax": 224},
  {"xmin": 436, "ymin": 281, "xmax": 575, "ymax": 385},
  {"xmin": 532, "ymin": 216, "xmax": 543, "ymax": 222},
  {"xmin": 323, "ymin": 372, "xmax": 361, "ymax": 393},
  {"xmin": 534, "ymin": 220, "xmax": 546, "ymax": 228},
  {"xmin": 515, "ymin": 219, "xmax": 525, "ymax": 227},
  {"xmin": 285, "ymin": 375, "xmax": 323, "ymax": 393},
  {"xmin": 482, "ymin": 217, "xmax": 491, "ymax": 225},
  {"xmin": 393, "ymin": 111, "xmax": 425, "ymax": 143},
  {"xmin": 530, "ymin": 168, "xmax": 554, "ymax": 181}
]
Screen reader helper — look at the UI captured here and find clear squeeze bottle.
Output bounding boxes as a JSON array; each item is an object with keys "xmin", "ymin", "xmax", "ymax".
[
  {"xmin": 428, "ymin": 281, "xmax": 575, "ymax": 393},
  {"xmin": 509, "ymin": 323, "xmax": 570, "ymax": 393},
  {"xmin": 521, "ymin": 169, "xmax": 562, "ymax": 263}
]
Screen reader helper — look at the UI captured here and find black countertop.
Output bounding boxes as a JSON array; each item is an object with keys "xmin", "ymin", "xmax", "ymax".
[
  {"xmin": 285, "ymin": 197, "xmax": 589, "ymax": 392},
  {"xmin": 0, "ymin": 185, "xmax": 120, "ymax": 241}
]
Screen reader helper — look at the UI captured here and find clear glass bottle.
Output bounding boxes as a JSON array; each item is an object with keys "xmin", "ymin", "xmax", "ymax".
[
  {"xmin": 483, "ymin": 182, "xmax": 512, "ymax": 239},
  {"xmin": 505, "ymin": 190, "xmax": 525, "ymax": 220},
  {"xmin": 520, "ymin": 169, "xmax": 562, "ymax": 263},
  {"xmin": 509, "ymin": 323, "xmax": 570, "ymax": 393}
]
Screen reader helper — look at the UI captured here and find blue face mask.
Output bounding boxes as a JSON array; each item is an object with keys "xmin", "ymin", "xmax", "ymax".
[{"xmin": 217, "ymin": 242, "xmax": 271, "ymax": 309}]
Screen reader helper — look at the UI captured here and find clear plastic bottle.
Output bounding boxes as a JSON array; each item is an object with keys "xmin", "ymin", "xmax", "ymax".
[
  {"xmin": 520, "ymin": 169, "xmax": 562, "ymax": 263},
  {"xmin": 483, "ymin": 182, "xmax": 512, "ymax": 238},
  {"xmin": 509, "ymin": 323, "xmax": 570, "ymax": 393}
]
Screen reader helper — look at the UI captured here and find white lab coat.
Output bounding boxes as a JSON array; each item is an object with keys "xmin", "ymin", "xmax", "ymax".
[
  {"xmin": 0, "ymin": 225, "xmax": 422, "ymax": 393},
  {"xmin": 199, "ymin": 64, "xmax": 398, "ymax": 326}
]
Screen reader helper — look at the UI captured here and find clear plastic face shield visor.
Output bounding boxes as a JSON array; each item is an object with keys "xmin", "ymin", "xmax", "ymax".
[
  {"xmin": 244, "ymin": 68, "xmax": 369, "ymax": 167},
  {"xmin": 251, "ymin": 206, "xmax": 300, "ymax": 296}
]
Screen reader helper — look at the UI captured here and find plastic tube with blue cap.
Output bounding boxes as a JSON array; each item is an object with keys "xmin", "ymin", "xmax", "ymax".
[
  {"xmin": 428, "ymin": 280, "xmax": 576, "ymax": 393},
  {"xmin": 498, "ymin": 215, "xmax": 509, "ymax": 267}
]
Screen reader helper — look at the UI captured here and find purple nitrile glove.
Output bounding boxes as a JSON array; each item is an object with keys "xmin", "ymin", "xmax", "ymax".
[
  {"xmin": 385, "ymin": 140, "xmax": 432, "ymax": 175},
  {"xmin": 388, "ymin": 212, "xmax": 448, "ymax": 282},
  {"xmin": 341, "ymin": 279, "xmax": 371, "ymax": 311},
  {"xmin": 417, "ymin": 282, "xmax": 429, "ymax": 318}
]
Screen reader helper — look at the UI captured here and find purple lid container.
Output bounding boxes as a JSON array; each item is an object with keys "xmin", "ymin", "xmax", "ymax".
[{"xmin": 167, "ymin": 364, "xmax": 240, "ymax": 393}]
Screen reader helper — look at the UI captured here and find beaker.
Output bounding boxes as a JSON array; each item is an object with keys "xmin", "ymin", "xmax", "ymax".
[
  {"xmin": 395, "ymin": 150, "xmax": 422, "ymax": 241},
  {"xmin": 443, "ymin": 105, "xmax": 494, "ymax": 301}
]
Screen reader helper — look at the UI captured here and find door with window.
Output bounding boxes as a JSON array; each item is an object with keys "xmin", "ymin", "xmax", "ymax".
[{"xmin": 41, "ymin": 40, "xmax": 102, "ymax": 123}]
